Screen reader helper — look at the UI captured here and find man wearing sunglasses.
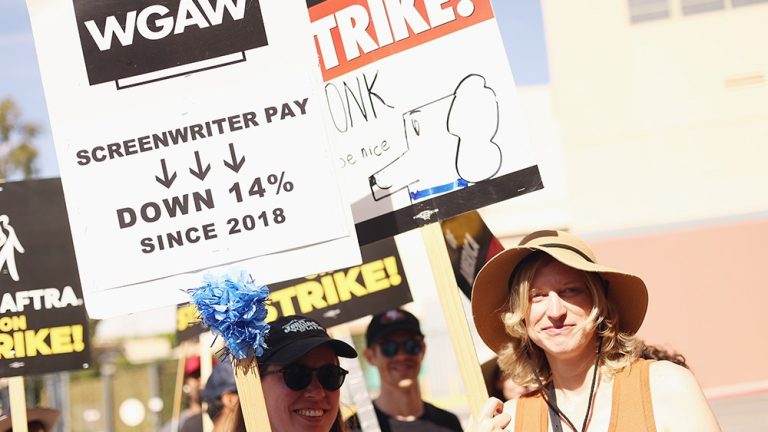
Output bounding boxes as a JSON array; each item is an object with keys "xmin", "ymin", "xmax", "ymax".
[{"xmin": 359, "ymin": 309, "xmax": 463, "ymax": 432}]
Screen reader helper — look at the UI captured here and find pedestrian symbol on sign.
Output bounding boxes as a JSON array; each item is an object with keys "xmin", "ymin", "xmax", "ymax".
[{"xmin": 0, "ymin": 214, "xmax": 25, "ymax": 282}]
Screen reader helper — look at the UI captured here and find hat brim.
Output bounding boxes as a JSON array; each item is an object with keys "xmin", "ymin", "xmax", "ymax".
[
  {"xmin": 471, "ymin": 245, "xmax": 648, "ymax": 353},
  {"xmin": 263, "ymin": 336, "xmax": 358, "ymax": 365},
  {"xmin": 0, "ymin": 407, "xmax": 61, "ymax": 431},
  {"xmin": 480, "ymin": 357, "xmax": 500, "ymax": 396},
  {"xmin": 367, "ymin": 323, "xmax": 424, "ymax": 346}
]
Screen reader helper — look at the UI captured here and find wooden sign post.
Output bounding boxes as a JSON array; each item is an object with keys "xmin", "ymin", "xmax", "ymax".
[
  {"xmin": 9, "ymin": 376, "xmax": 28, "ymax": 432},
  {"xmin": 199, "ymin": 333, "xmax": 215, "ymax": 432},
  {"xmin": 169, "ymin": 343, "xmax": 189, "ymax": 432},
  {"xmin": 234, "ymin": 362, "xmax": 272, "ymax": 432},
  {"xmin": 421, "ymin": 223, "xmax": 489, "ymax": 418}
]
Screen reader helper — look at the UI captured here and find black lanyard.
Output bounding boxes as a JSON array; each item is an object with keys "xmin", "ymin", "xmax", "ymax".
[{"xmin": 532, "ymin": 337, "xmax": 603, "ymax": 432}]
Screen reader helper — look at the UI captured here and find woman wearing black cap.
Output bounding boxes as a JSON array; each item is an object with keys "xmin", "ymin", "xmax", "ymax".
[
  {"xmin": 226, "ymin": 315, "xmax": 357, "ymax": 432},
  {"xmin": 471, "ymin": 230, "xmax": 719, "ymax": 431}
]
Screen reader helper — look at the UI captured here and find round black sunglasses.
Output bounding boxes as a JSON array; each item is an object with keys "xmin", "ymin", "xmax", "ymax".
[
  {"xmin": 378, "ymin": 338, "xmax": 423, "ymax": 358},
  {"xmin": 262, "ymin": 364, "xmax": 349, "ymax": 391}
]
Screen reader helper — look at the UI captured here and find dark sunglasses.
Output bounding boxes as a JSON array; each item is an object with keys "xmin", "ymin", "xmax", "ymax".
[
  {"xmin": 378, "ymin": 338, "xmax": 423, "ymax": 358},
  {"xmin": 262, "ymin": 364, "xmax": 349, "ymax": 391}
]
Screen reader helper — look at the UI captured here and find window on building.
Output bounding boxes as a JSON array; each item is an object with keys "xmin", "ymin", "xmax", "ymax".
[
  {"xmin": 682, "ymin": 0, "xmax": 725, "ymax": 14},
  {"xmin": 732, "ymin": 0, "xmax": 768, "ymax": 6},
  {"xmin": 628, "ymin": 0, "xmax": 670, "ymax": 23}
]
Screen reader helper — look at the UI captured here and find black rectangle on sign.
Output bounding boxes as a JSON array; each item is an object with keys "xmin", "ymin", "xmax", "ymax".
[
  {"xmin": 0, "ymin": 178, "xmax": 92, "ymax": 377},
  {"xmin": 73, "ymin": 0, "xmax": 268, "ymax": 85},
  {"xmin": 267, "ymin": 237, "xmax": 412, "ymax": 328},
  {"xmin": 355, "ymin": 165, "xmax": 544, "ymax": 246}
]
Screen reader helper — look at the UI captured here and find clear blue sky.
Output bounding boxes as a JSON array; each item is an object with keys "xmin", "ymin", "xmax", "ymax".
[{"xmin": 0, "ymin": 0, "xmax": 549, "ymax": 180}]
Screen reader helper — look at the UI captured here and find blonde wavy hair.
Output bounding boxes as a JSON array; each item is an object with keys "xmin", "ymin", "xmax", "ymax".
[{"xmin": 497, "ymin": 252, "xmax": 641, "ymax": 387}]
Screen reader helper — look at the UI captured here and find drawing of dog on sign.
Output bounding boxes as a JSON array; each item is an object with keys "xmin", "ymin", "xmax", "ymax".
[{"xmin": 369, "ymin": 74, "xmax": 502, "ymax": 202}]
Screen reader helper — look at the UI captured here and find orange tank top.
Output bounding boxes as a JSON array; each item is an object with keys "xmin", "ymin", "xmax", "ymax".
[{"xmin": 514, "ymin": 359, "xmax": 657, "ymax": 432}]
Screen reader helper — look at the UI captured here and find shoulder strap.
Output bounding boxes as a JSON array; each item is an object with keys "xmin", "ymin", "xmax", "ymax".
[
  {"xmin": 608, "ymin": 359, "xmax": 657, "ymax": 432},
  {"xmin": 515, "ymin": 392, "xmax": 549, "ymax": 432}
]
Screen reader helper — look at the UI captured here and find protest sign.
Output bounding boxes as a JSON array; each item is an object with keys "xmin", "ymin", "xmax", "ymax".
[
  {"xmin": 265, "ymin": 237, "xmax": 411, "ymax": 327},
  {"xmin": 305, "ymin": 1, "xmax": 537, "ymax": 417},
  {"xmin": 176, "ymin": 303, "xmax": 204, "ymax": 345},
  {"xmin": 0, "ymin": 179, "xmax": 91, "ymax": 377},
  {"xmin": 177, "ymin": 237, "xmax": 411, "ymax": 336},
  {"xmin": 441, "ymin": 210, "xmax": 504, "ymax": 298},
  {"xmin": 27, "ymin": 0, "xmax": 360, "ymax": 318},
  {"xmin": 307, "ymin": 0, "xmax": 544, "ymax": 245}
]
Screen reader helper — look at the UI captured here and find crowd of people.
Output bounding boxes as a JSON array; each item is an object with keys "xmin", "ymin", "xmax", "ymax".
[
  {"xmin": 157, "ymin": 230, "xmax": 718, "ymax": 432},
  {"xmin": 158, "ymin": 230, "xmax": 718, "ymax": 432},
  {"xmin": 6, "ymin": 230, "xmax": 718, "ymax": 432}
]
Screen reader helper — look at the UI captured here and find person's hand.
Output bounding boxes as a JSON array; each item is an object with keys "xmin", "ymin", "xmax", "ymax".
[{"xmin": 474, "ymin": 397, "xmax": 511, "ymax": 432}]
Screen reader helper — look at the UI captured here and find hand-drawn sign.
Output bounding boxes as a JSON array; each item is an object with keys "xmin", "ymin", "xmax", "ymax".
[
  {"xmin": 0, "ymin": 179, "xmax": 91, "ymax": 377},
  {"xmin": 308, "ymin": 0, "xmax": 544, "ymax": 245}
]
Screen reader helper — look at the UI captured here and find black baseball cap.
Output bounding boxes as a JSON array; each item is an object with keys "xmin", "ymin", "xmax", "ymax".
[
  {"xmin": 258, "ymin": 316, "xmax": 357, "ymax": 365},
  {"xmin": 201, "ymin": 361, "xmax": 237, "ymax": 402},
  {"xmin": 366, "ymin": 309, "xmax": 423, "ymax": 347}
]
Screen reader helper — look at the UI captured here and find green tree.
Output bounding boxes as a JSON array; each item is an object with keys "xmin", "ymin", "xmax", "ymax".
[{"xmin": 0, "ymin": 97, "xmax": 40, "ymax": 180}]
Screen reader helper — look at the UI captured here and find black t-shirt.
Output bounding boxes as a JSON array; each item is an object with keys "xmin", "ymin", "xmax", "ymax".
[
  {"xmin": 179, "ymin": 412, "xmax": 203, "ymax": 432},
  {"xmin": 346, "ymin": 402, "xmax": 463, "ymax": 432}
]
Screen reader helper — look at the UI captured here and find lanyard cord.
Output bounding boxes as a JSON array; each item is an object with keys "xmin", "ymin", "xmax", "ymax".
[{"xmin": 527, "ymin": 336, "xmax": 603, "ymax": 432}]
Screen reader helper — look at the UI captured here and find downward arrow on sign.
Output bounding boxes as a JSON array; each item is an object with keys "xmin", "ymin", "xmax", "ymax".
[
  {"xmin": 190, "ymin": 151, "xmax": 211, "ymax": 181},
  {"xmin": 156, "ymin": 159, "xmax": 177, "ymax": 189},
  {"xmin": 224, "ymin": 143, "xmax": 245, "ymax": 173}
]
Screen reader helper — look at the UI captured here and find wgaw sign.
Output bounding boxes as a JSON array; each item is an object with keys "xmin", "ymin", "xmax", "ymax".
[{"xmin": 74, "ymin": 0, "xmax": 268, "ymax": 85}]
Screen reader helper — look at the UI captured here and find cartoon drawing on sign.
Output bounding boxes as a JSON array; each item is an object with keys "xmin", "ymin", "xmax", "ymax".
[
  {"xmin": 449, "ymin": 75, "xmax": 502, "ymax": 182},
  {"xmin": 368, "ymin": 74, "xmax": 502, "ymax": 202},
  {"xmin": 0, "ymin": 214, "xmax": 25, "ymax": 282}
]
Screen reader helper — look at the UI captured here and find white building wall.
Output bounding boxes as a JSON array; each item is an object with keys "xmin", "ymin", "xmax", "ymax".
[{"xmin": 538, "ymin": 0, "xmax": 768, "ymax": 234}]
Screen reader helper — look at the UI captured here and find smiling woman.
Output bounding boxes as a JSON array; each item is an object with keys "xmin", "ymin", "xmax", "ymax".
[
  {"xmin": 470, "ymin": 230, "xmax": 721, "ymax": 432},
  {"xmin": 224, "ymin": 315, "xmax": 358, "ymax": 432}
]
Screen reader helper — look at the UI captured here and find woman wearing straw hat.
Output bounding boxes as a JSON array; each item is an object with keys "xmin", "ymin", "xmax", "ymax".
[{"xmin": 471, "ymin": 230, "xmax": 720, "ymax": 431}]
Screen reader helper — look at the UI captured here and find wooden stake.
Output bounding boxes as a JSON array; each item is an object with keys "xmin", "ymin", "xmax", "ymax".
[
  {"xmin": 169, "ymin": 342, "xmax": 189, "ymax": 432},
  {"xmin": 329, "ymin": 326, "xmax": 381, "ymax": 432},
  {"xmin": 234, "ymin": 360, "xmax": 272, "ymax": 432},
  {"xmin": 420, "ymin": 222, "xmax": 489, "ymax": 418},
  {"xmin": 9, "ymin": 376, "xmax": 28, "ymax": 432},
  {"xmin": 200, "ymin": 332, "xmax": 215, "ymax": 432}
]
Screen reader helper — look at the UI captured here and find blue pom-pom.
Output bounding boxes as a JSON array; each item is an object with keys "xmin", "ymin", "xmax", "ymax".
[{"xmin": 189, "ymin": 270, "xmax": 270, "ymax": 360}]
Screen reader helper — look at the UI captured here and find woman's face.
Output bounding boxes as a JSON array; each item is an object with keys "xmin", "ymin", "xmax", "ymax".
[
  {"xmin": 261, "ymin": 345, "xmax": 340, "ymax": 432},
  {"xmin": 525, "ymin": 259, "xmax": 596, "ymax": 360}
]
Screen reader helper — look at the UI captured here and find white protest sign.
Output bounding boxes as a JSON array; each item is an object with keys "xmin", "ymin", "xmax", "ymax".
[
  {"xmin": 307, "ymin": 0, "xmax": 543, "ymax": 244},
  {"xmin": 27, "ymin": 0, "xmax": 360, "ymax": 318}
]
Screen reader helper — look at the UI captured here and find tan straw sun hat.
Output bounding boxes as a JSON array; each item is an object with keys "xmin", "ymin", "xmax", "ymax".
[{"xmin": 471, "ymin": 230, "xmax": 649, "ymax": 353}]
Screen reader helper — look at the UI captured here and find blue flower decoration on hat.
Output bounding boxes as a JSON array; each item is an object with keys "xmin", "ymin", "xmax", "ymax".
[{"xmin": 189, "ymin": 270, "xmax": 270, "ymax": 360}]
